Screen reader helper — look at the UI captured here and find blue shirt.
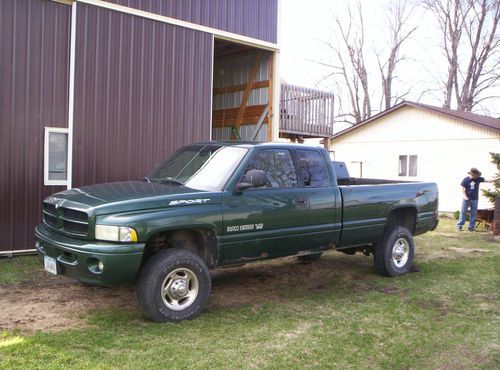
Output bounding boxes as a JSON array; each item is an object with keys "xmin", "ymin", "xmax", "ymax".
[{"xmin": 461, "ymin": 176, "xmax": 485, "ymax": 200}]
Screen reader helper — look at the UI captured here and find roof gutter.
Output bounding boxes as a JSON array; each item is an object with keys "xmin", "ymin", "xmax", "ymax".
[{"xmin": 0, "ymin": 249, "xmax": 37, "ymax": 258}]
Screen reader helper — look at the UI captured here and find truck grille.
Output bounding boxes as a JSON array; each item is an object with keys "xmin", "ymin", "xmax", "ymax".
[{"xmin": 43, "ymin": 202, "xmax": 89, "ymax": 237}]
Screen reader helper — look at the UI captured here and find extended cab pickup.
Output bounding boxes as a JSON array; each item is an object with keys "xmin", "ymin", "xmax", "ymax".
[{"xmin": 35, "ymin": 142, "xmax": 439, "ymax": 322}]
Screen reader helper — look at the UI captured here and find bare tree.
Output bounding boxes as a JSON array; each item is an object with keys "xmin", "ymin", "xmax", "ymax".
[
  {"xmin": 338, "ymin": 5, "xmax": 372, "ymax": 121},
  {"xmin": 377, "ymin": 0, "xmax": 418, "ymax": 110},
  {"xmin": 314, "ymin": 3, "xmax": 371, "ymax": 125},
  {"xmin": 424, "ymin": 0, "xmax": 500, "ymax": 111},
  {"xmin": 316, "ymin": 1, "xmax": 417, "ymax": 125}
]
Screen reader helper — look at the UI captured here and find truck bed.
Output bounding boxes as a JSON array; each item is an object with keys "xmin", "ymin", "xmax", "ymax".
[
  {"xmin": 337, "ymin": 181, "xmax": 439, "ymax": 248},
  {"xmin": 337, "ymin": 177, "xmax": 412, "ymax": 186}
]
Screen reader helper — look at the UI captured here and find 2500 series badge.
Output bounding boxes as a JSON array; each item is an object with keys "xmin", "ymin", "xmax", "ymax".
[{"xmin": 227, "ymin": 223, "xmax": 264, "ymax": 232}]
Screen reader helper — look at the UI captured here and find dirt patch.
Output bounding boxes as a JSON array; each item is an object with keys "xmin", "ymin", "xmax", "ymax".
[
  {"xmin": 414, "ymin": 246, "xmax": 490, "ymax": 263},
  {"xmin": 208, "ymin": 253, "xmax": 373, "ymax": 309},
  {"xmin": 443, "ymin": 247, "xmax": 490, "ymax": 254},
  {"xmin": 437, "ymin": 348, "xmax": 496, "ymax": 369},
  {"xmin": 414, "ymin": 299, "xmax": 452, "ymax": 317},
  {"xmin": 274, "ymin": 321, "xmax": 313, "ymax": 350},
  {"xmin": 0, "ymin": 277, "xmax": 137, "ymax": 332},
  {"xmin": 409, "ymin": 265, "xmax": 421, "ymax": 273},
  {"xmin": 375, "ymin": 286, "xmax": 401, "ymax": 295},
  {"xmin": 0, "ymin": 252, "xmax": 376, "ymax": 332}
]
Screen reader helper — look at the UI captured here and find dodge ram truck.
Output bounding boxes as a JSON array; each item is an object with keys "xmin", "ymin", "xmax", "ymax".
[{"xmin": 35, "ymin": 142, "xmax": 439, "ymax": 322}]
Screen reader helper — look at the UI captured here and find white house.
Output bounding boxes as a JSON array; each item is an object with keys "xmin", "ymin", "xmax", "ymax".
[{"xmin": 329, "ymin": 101, "xmax": 500, "ymax": 212}]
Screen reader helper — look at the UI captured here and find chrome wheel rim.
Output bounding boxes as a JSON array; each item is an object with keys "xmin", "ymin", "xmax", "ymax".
[
  {"xmin": 392, "ymin": 238, "xmax": 410, "ymax": 267},
  {"xmin": 161, "ymin": 268, "xmax": 199, "ymax": 311}
]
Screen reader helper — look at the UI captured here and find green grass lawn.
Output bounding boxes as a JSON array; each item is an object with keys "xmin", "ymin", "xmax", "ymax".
[
  {"xmin": 1, "ymin": 218, "xmax": 498, "ymax": 369},
  {"xmin": 0, "ymin": 254, "xmax": 44, "ymax": 285}
]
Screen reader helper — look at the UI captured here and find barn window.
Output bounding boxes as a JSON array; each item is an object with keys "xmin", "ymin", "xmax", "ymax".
[
  {"xmin": 399, "ymin": 155, "xmax": 417, "ymax": 177},
  {"xmin": 44, "ymin": 127, "xmax": 69, "ymax": 186}
]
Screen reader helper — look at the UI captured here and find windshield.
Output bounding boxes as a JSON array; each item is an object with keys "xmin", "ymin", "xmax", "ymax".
[{"xmin": 147, "ymin": 145, "xmax": 248, "ymax": 191}]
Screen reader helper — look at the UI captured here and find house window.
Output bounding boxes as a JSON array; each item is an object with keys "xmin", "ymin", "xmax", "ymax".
[
  {"xmin": 399, "ymin": 155, "xmax": 417, "ymax": 177},
  {"xmin": 44, "ymin": 127, "xmax": 69, "ymax": 186}
]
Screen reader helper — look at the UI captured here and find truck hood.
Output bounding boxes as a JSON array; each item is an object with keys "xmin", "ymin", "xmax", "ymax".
[{"xmin": 46, "ymin": 181, "xmax": 219, "ymax": 215}]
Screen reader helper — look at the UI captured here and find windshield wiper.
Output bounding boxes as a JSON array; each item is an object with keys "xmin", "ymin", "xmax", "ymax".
[
  {"xmin": 158, "ymin": 177, "xmax": 185, "ymax": 186},
  {"xmin": 141, "ymin": 176, "xmax": 183, "ymax": 186}
]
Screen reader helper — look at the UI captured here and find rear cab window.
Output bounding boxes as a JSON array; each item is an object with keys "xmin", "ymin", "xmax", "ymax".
[{"xmin": 296, "ymin": 150, "xmax": 330, "ymax": 188}]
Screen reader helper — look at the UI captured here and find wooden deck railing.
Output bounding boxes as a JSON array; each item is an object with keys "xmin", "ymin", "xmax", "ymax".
[{"xmin": 280, "ymin": 83, "xmax": 334, "ymax": 138}]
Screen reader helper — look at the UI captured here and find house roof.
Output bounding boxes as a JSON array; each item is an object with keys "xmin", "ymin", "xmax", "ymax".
[{"xmin": 330, "ymin": 101, "xmax": 500, "ymax": 140}]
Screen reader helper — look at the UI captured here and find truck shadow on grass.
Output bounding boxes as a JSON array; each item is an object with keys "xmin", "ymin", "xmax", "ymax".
[
  {"xmin": 209, "ymin": 253, "xmax": 379, "ymax": 309},
  {"xmin": 1, "ymin": 252, "xmax": 390, "ymax": 332}
]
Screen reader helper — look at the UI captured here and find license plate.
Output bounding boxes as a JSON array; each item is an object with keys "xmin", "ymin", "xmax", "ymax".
[{"xmin": 44, "ymin": 256, "xmax": 58, "ymax": 275}]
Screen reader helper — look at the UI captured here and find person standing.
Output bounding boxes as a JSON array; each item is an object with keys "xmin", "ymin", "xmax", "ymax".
[{"xmin": 456, "ymin": 168, "xmax": 497, "ymax": 231}]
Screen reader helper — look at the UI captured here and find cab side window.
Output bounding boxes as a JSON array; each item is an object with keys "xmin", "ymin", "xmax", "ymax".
[
  {"xmin": 243, "ymin": 149, "xmax": 298, "ymax": 188},
  {"xmin": 296, "ymin": 150, "xmax": 330, "ymax": 187}
]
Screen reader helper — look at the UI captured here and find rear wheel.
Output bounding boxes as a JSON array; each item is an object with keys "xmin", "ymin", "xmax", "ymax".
[
  {"xmin": 374, "ymin": 226, "xmax": 414, "ymax": 277},
  {"xmin": 297, "ymin": 252, "xmax": 323, "ymax": 262},
  {"xmin": 137, "ymin": 248, "xmax": 211, "ymax": 322}
]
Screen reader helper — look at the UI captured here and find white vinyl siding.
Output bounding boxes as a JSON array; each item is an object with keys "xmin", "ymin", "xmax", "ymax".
[{"xmin": 331, "ymin": 106, "xmax": 500, "ymax": 212}]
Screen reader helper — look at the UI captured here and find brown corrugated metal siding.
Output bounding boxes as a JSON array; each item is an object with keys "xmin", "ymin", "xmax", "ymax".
[
  {"xmin": 1, "ymin": 0, "xmax": 277, "ymax": 253},
  {"xmin": 72, "ymin": 3, "xmax": 213, "ymax": 186},
  {"xmin": 104, "ymin": 0, "xmax": 278, "ymax": 43},
  {"xmin": 0, "ymin": 0, "xmax": 71, "ymax": 253}
]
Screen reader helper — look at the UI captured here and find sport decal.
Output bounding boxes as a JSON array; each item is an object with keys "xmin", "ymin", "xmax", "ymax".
[{"xmin": 169, "ymin": 199, "xmax": 210, "ymax": 206}]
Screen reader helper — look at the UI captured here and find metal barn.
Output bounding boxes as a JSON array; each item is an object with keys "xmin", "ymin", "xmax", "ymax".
[{"xmin": 0, "ymin": 0, "xmax": 281, "ymax": 255}]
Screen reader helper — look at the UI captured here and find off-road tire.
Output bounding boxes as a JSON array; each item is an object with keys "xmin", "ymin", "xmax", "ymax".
[
  {"xmin": 137, "ymin": 248, "xmax": 211, "ymax": 322},
  {"xmin": 297, "ymin": 252, "xmax": 323, "ymax": 262},
  {"xmin": 374, "ymin": 226, "xmax": 414, "ymax": 277}
]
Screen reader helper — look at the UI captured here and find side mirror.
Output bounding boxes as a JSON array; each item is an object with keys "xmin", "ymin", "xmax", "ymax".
[{"xmin": 234, "ymin": 169, "xmax": 266, "ymax": 192}]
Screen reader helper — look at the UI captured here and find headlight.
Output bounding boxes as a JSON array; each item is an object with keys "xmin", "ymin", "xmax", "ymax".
[{"xmin": 95, "ymin": 225, "xmax": 138, "ymax": 242}]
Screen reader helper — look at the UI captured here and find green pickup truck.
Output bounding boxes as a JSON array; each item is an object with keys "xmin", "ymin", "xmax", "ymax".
[{"xmin": 35, "ymin": 142, "xmax": 438, "ymax": 322}]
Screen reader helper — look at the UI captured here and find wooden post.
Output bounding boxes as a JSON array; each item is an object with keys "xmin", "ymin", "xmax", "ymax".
[
  {"xmin": 352, "ymin": 161, "xmax": 364, "ymax": 178},
  {"xmin": 267, "ymin": 52, "xmax": 274, "ymax": 142},
  {"xmin": 494, "ymin": 197, "xmax": 500, "ymax": 235},
  {"xmin": 234, "ymin": 51, "xmax": 262, "ymax": 139},
  {"xmin": 323, "ymin": 137, "xmax": 331, "ymax": 151}
]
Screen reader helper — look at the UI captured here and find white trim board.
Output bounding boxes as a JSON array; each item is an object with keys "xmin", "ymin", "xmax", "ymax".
[
  {"xmin": 209, "ymin": 34, "xmax": 214, "ymax": 141},
  {"xmin": 78, "ymin": 0, "xmax": 279, "ymax": 51},
  {"xmin": 272, "ymin": 0, "xmax": 282, "ymax": 141},
  {"xmin": 0, "ymin": 249, "xmax": 37, "ymax": 257},
  {"xmin": 67, "ymin": 1, "xmax": 77, "ymax": 189},
  {"xmin": 272, "ymin": 50, "xmax": 281, "ymax": 142}
]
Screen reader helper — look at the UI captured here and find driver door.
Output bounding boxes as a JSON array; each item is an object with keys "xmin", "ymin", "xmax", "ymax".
[{"xmin": 219, "ymin": 148, "xmax": 310, "ymax": 264}]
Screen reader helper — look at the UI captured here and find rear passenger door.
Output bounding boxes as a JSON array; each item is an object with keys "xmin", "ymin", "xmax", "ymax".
[
  {"xmin": 220, "ymin": 148, "xmax": 311, "ymax": 262},
  {"xmin": 295, "ymin": 149, "xmax": 342, "ymax": 249}
]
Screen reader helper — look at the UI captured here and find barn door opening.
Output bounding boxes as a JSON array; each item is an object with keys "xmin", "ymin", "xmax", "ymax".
[{"xmin": 212, "ymin": 39, "xmax": 274, "ymax": 142}]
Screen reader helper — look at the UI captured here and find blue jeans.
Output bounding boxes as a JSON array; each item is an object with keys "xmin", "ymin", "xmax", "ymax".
[{"xmin": 457, "ymin": 199, "xmax": 479, "ymax": 230}]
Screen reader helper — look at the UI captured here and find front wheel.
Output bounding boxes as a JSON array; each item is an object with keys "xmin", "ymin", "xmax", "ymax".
[
  {"xmin": 374, "ymin": 226, "xmax": 414, "ymax": 277},
  {"xmin": 136, "ymin": 248, "xmax": 211, "ymax": 322}
]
